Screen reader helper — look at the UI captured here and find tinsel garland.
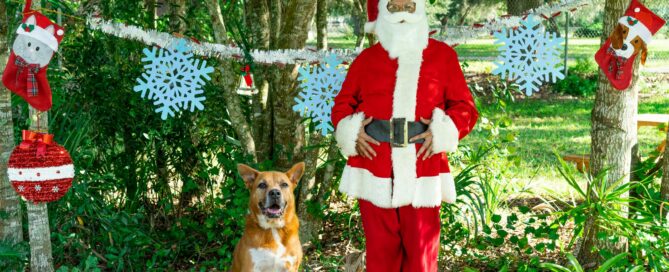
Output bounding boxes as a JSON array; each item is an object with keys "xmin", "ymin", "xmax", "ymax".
[
  {"xmin": 88, "ymin": 17, "xmax": 360, "ymax": 64},
  {"xmin": 439, "ymin": 0, "xmax": 589, "ymax": 44},
  {"xmin": 88, "ymin": 0, "xmax": 588, "ymax": 65}
]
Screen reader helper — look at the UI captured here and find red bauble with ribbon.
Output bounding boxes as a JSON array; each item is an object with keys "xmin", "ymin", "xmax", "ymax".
[{"xmin": 8, "ymin": 130, "xmax": 74, "ymax": 203}]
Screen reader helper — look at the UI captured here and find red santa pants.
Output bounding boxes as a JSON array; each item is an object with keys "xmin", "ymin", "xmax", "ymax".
[{"xmin": 358, "ymin": 199, "xmax": 441, "ymax": 272}]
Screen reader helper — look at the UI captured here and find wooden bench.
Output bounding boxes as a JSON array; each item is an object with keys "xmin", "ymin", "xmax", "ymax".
[
  {"xmin": 562, "ymin": 154, "xmax": 590, "ymax": 172},
  {"xmin": 562, "ymin": 114, "xmax": 669, "ymax": 172}
]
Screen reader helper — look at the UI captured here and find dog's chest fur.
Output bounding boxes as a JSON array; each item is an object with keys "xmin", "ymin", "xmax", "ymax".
[{"xmin": 248, "ymin": 228, "xmax": 296, "ymax": 272}]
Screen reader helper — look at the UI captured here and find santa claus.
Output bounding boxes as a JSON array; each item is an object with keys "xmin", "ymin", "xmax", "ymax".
[{"xmin": 331, "ymin": 0, "xmax": 478, "ymax": 270}]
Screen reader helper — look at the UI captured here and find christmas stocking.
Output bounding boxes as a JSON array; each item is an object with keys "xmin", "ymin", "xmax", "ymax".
[
  {"xmin": 595, "ymin": 0, "xmax": 665, "ymax": 90},
  {"xmin": 2, "ymin": 9, "xmax": 64, "ymax": 111}
]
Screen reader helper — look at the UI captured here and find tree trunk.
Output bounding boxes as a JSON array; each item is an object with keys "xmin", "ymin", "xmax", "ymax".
[
  {"xmin": 0, "ymin": 0, "xmax": 23, "ymax": 246},
  {"xmin": 244, "ymin": 0, "xmax": 320, "ymax": 244},
  {"xmin": 25, "ymin": 0, "xmax": 54, "ymax": 269},
  {"xmin": 316, "ymin": 0, "xmax": 328, "ymax": 50},
  {"xmin": 168, "ymin": 0, "xmax": 187, "ymax": 33},
  {"xmin": 661, "ymin": 131, "xmax": 669, "ymax": 201},
  {"xmin": 352, "ymin": 0, "xmax": 367, "ymax": 49},
  {"xmin": 506, "ymin": 0, "xmax": 543, "ymax": 16},
  {"xmin": 28, "ymin": 109, "xmax": 53, "ymax": 272},
  {"xmin": 144, "ymin": 0, "xmax": 157, "ymax": 28},
  {"xmin": 577, "ymin": 0, "xmax": 639, "ymax": 265},
  {"xmin": 245, "ymin": 0, "xmax": 273, "ymax": 161},
  {"xmin": 206, "ymin": 0, "xmax": 257, "ymax": 162}
]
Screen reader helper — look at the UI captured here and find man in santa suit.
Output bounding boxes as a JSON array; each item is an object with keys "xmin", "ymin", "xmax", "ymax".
[{"xmin": 331, "ymin": 0, "xmax": 478, "ymax": 270}]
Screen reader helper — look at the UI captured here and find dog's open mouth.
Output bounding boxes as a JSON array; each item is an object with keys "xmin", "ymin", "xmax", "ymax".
[{"xmin": 260, "ymin": 202, "xmax": 285, "ymax": 218}]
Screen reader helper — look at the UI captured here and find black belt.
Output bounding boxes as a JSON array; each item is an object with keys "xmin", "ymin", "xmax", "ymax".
[{"xmin": 364, "ymin": 118, "xmax": 428, "ymax": 147}]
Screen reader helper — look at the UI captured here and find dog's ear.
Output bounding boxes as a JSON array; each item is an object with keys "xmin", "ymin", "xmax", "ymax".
[
  {"xmin": 285, "ymin": 162, "xmax": 305, "ymax": 185},
  {"xmin": 610, "ymin": 24, "xmax": 624, "ymax": 49},
  {"xmin": 237, "ymin": 164, "xmax": 259, "ymax": 188},
  {"xmin": 640, "ymin": 42, "xmax": 648, "ymax": 65}
]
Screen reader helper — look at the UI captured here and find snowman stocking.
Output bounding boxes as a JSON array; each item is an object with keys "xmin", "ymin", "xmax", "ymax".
[{"xmin": 2, "ymin": 9, "xmax": 64, "ymax": 111}]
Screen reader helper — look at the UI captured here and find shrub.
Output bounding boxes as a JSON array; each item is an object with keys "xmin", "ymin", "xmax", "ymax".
[{"xmin": 552, "ymin": 59, "xmax": 598, "ymax": 97}]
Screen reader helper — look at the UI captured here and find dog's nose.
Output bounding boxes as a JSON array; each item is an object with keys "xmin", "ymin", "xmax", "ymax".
[
  {"xmin": 621, "ymin": 44, "xmax": 628, "ymax": 50},
  {"xmin": 268, "ymin": 189, "xmax": 281, "ymax": 199},
  {"xmin": 387, "ymin": 0, "xmax": 416, "ymax": 14}
]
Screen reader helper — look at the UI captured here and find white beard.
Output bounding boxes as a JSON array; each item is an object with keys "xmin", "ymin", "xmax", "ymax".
[{"xmin": 375, "ymin": 15, "xmax": 429, "ymax": 59}]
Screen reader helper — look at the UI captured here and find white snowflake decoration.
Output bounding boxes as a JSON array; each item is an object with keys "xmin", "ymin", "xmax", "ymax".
[
  {"xmin": 493, "ymin": 15, "xmax": 565, "ymax": 96},
  {"xmin": 134, "ymin": 39, "xmax": 214, "ymax": 120},
  {"xmin": 293, "ymin": 54, "xmax": 347, "ymax": 136}
]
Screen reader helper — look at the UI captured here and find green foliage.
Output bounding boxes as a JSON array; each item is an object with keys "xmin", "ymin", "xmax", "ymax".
[
  {"xmin": 539, "ymin": 252, "xmax": 641, "ymax": 272},
  {"xmin": 552, "ymin": 59, "xmax": 598, "ymax": 97},
  {"xmin": 552, "ymin": 153, "xmax": 669, "ymax": 271},
  {"xmin": 0, "ymin": 241, "xmax": 28, "ymax": 271}
]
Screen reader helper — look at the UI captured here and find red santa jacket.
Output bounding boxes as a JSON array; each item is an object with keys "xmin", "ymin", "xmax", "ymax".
[{"xmin": 332, "ymin": 39, "xmax": 478, "ymax": 208}]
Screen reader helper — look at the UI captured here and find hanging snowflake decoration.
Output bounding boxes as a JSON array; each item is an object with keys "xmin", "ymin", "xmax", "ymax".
[
  {"xmin": 492, "ymin": 15, "xmax": 565, "ymax": 96},
  {"xmin": 134, "ymin": 39, "xmax": 214, "ymax": 120},
  {"xmin": 293, "ymin": 53, "xmax": 347, "ymax": 136}
]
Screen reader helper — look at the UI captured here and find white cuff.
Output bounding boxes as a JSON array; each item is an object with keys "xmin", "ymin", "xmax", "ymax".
[
  {"xmin": 430, "ymin": 108, "xmax": 459, "ymax": 153},
  {"xmin": 442, "ymin": 175, "xmax": 457, "ymax": 204},
  {"xmin": 335, "ymin": 112, "xmax": 365, "ymax": 157}
]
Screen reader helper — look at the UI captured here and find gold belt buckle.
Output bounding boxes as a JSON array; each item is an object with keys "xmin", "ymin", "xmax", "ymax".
[{"xmin": 389, "ymin": 118, "xmax": 409, "ymax": 148}]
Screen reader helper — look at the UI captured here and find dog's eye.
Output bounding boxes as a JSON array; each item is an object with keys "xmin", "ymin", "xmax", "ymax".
[
  {"xmin": 634, "ymin": 40, "xmax": 638, "ymax": 44},
  {"xmin": 258, "ymin": 183, "xmax": 267, "ymax": 189},
  {"xmin": 280, "ymin": 182, "xmax": 289, "ymax": 188}
]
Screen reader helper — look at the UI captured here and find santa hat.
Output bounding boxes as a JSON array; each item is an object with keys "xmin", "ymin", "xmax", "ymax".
[
  {"xmin": 16, "ymin": 11, "xmax": 65, "ymax": 52},
  {"xmin": 365, "ymin": 0, "xmax": 380, "ymax": 33},
  {"xmin": 617, "ymin": 0, "xmax": 665, "ymax": 44}
]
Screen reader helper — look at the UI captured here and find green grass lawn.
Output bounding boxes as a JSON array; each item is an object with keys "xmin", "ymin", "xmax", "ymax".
[{"xmin": 463, "ymin": 93, "xmax": 669, "ymax": 197}]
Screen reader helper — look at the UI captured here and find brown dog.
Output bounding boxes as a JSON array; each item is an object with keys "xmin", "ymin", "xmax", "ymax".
[
  {"xmin": 610, "ymin": 23, "xmax": 648, "ymax": 64},
  {"xmin": 231, "ymin": 163, "xmax": 304, "ymax": 272}
]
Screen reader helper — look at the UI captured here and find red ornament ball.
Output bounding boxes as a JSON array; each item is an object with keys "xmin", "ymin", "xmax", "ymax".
[{"xmin": 8, "ymin": 141, "xmax": 74, "ymax": 203}]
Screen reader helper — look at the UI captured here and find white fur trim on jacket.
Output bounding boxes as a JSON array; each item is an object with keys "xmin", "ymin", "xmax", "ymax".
[
  {"xmin": 389, "ymin": 51, "xmax": 423, "ymax": 207},
  {"xmin": 335, "ymin": 112, "xmax": 366, "ymax": 157},
  {"xmin": 430, "ymin": 108, "xmax": 460, "ymax": 153},
  {"xmin": 339, "ymin": 166, "xmax": 455, "ymax": 208},
  {"xmin": 364, "ymin": 21, "xmax": 376, "ymax": 33}
]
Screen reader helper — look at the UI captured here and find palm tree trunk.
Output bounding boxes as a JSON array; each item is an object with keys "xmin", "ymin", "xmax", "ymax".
[
  {"xmin": 0, "ymin": 0, "xmax": 23, "ymax": 246},
  {"xmin": 577, "ymin": 0, "xmax": 639, "ymax": 266}
]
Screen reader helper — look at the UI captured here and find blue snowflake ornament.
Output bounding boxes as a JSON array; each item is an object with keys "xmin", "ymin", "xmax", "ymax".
[
  {"xmin": 293, "ymin": 54, "xmax": 347, "ymax": 136},
  {"xmin": 134, "ymin": 39, "xmax": 214, "ymax": 120},
  {"xmin": 493, "ymin": 15, "xmax": 565, "ymax": 96}
]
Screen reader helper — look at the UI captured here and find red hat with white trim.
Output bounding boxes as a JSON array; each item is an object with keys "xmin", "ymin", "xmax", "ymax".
[
  {"xmin": 617, "ymin": 0, "xmax": 665, "ymax": 44},
  {"xmin": 365, "ymin": 0, "xmax": 380, "ymax": 33},
  {"xmin": 16, "ymin": 11, "xmax": 65, "ymax": 52},
  {"xmin": 365, "ymin": 0, "xmax": 428, "ymax": 33}
]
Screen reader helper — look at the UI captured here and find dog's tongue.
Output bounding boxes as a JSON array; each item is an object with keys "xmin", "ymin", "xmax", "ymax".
[{"xmin": 267, "ymin": 206, "xmax": 282, "ymax": 215}]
